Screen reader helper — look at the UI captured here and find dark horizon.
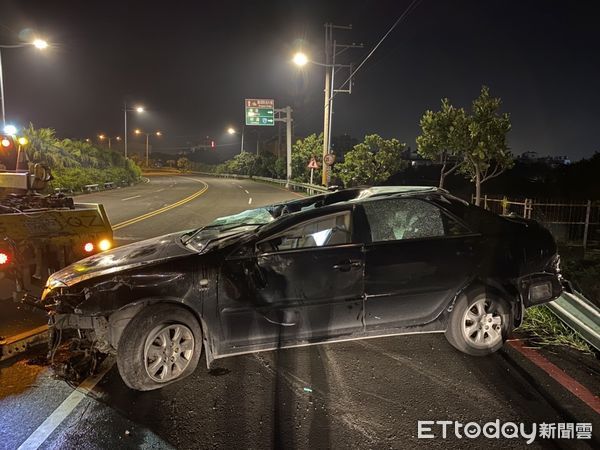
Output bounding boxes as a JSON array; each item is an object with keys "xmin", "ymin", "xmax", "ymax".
[{"xmin": 2, "ymin": 0, "xmax": 599, "ymax": 161}]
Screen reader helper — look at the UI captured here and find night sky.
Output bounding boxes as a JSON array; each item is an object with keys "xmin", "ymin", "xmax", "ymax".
[{"xmin": 1, "ymin": 0, "xmax": 599, "ymax": 160}]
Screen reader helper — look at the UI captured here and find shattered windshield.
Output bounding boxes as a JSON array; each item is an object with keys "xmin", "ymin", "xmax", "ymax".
[
  {"xmin": 182, "ymin": 207, "xmax": 276, "ymax": 250},
  {"xmin": 206, "ymin": 207, "xmax": 276, "ymax": 228}
]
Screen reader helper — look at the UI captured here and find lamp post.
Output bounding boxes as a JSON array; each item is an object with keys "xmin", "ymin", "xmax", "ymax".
[
  {"xmin": 123, "ymin": 103, "xmax": 144, "ymax": 158},
  {"xmin": 0, "ymin": 39, "xmax": 49, "ymax": 127},
  {"xmin": 293, "ymin": 26, "xmax": 361, "ymax": 186},
  {"xmin": 229, "ymin": 126, "xmax": 262, "ymax": 155},
  {"xmin": 98, "ymin": 135, "xmax": 122, "ymax": 150},
  {"xmin": 135, "ymin": 129, "xmax": 162, "ymax": 166},
  {"xmin": 98, "ymin": 134, "xmax": 111, "ymax": 149},
  {"xmin": 227, "ymin": 126, "xmax": 245, "ymax": 154}
]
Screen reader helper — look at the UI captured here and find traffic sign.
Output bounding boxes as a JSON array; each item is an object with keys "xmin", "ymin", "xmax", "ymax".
[
  {"xmin": 324, "ymin": 154, "xmax": 336, "ymax": 166},
  {"xmin": 245, "ymin": 99, "xmax": 275, "ymax": 126},
  {"xmin": 307, "ymin": 157, "xmax": 320, "ymax": 169}
]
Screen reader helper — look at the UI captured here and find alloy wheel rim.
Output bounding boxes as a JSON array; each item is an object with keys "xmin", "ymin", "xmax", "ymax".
[
  {"xmin": 461, "ymin": 298, "xmax": 503, "ymax": 348},
  {"xmin": 144, "ymin": 324, "xmax": 194, "ymax": 382}
]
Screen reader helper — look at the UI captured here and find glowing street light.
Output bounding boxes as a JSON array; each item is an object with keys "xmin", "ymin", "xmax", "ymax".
[
  {"xmin": 292, "ymin": 52, "xmax": 309, "ymax": 67},
  {"xmin": 33, "ymin": 39, "xmax": 48, "ymax": 49},
  {"xmin": 3, "ymin": 124, "xmax": 17, "ymax": 135},
  {"xmin": 0, "ymin": 37, "xmax": 50, "ymax": 127},
  {"xmin": 98, "ymin": 134, "xmax": 120, "ymax": 149},
  {"xmin": 227, "ymin": 127, "xmax": 236, "ymax": 135},
  {"xmin": 134, "ymin": 129, "xmax": 163, "ymax": 166},
  {"xmin": 123, "ymin": 103, "xmax": 144, "ymax": 158}
]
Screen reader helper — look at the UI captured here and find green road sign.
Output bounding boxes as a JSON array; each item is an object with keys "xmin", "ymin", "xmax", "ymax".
[{"xmin": 245, "ymin": 99, "xmax": 275, "ymax": 126}]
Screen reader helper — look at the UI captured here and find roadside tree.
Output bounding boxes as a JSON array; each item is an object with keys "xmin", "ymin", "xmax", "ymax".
[{"xmin": 335, "ymin": 134, "xmax": 407, "ymax": 187}]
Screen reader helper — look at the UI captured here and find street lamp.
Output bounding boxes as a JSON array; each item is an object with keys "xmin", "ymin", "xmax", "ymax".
[
  {"xmin": 226, "ymin": 126, "xmax": 247, "ymax": 154},
  {"xmin": 98, "ymin": 134, "xmax": 120, "ymax": 149},
  {"xmin": 292, "ymin": 52, "xmax": 309, "ymax": 67},
  {"xmin": 123, "ymin": 103, "xmax": 144, "ymax": 158},
  {"xmin": 135, "ymin": 129, "xmax": 162, "ymax": 166},
  {"xmin": 3, "ymin": 124, "xmax": 17, "ymax": 135},
  {"xmin": 0, "ymin": 38, "xmax": 49, "ymax": 127},
  {"xmin": 292, "ymin": 29, "xmax": 361, "ymax": 186}
]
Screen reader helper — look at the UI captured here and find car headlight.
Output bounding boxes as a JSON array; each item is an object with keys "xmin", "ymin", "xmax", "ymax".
[{"xmin": 529, "ymin": 281, "xmax": 553, "ymax": 303}]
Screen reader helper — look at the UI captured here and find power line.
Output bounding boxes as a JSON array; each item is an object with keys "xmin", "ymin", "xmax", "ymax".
[{"xmin": 335, "ymin": 0, "xmax": 422, "ymax": 97}]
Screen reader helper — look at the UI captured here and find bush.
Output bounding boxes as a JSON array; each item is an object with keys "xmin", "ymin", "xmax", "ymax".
[{"xmin": 21, "ymin": 125, "xmax": 141, "ymax": 192}]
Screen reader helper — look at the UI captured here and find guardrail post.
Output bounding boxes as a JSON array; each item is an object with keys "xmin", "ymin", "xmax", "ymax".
[
  {"xmin": 583, "ymin": 200, "xmax": 591, "ymax": 253},
  {"xmin": 502, "ymin": 196, "xmax": 508, "ymax": 216},
  {"xmin": 483, "ymin": 194, "xmax": 488, "ymax": 209}
]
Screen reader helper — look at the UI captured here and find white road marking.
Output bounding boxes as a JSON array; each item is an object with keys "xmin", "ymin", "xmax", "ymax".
[
  {"xmin": 237, "ymin": 185, "xmax": 244, "ymax": 189},
  {"xmin": 248, "ymin": 197, "xmax": 252, "ymax": 205},
  {"xmin": 17, "ymin": 362, "xmax": 113, "ymax": 450},
  {"xmin": 154, "ymin": 188, "xmax": 165, "ymax": 193},
  {"xmin": 121, "ymin": 195, "xmax": 141, "ymax": 201},
  {"xmin": 244, "ymin": 189, "xmax": 249, "ymax": 194}
]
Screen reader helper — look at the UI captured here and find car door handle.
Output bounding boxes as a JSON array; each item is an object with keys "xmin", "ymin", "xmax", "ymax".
[{"xmin": 333, "ymin": 259, "xmax": 362, "ymax": 271}]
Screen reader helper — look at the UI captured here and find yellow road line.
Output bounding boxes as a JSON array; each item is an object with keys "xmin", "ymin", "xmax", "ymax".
[{"xmin": 112, "ymin": 177, "xmax": 208, "ymax": 230}]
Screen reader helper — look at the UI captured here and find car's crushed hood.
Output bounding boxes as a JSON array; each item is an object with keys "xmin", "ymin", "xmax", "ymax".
[{"xmin": 46, "ymin": 232, "xmax": 193, "ymax": 288}]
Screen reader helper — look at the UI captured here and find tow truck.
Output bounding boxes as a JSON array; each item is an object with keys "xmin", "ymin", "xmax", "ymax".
[{"xmin": 0, "ymin": 134, "xmax": 113, "ymax": 360}]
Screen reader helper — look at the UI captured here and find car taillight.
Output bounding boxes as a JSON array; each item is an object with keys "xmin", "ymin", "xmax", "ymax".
[
  {"xmin": 84, "ymin": 242, "xmax": 94, "ymax": 253},
  {"xmin": 0, "ymin": 251, "xmax": 10, "ymax": 266}
]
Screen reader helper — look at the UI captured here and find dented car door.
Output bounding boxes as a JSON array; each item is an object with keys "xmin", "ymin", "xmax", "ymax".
[{"xmin": 217, "ymin": 209, "xmax": 365, "ymax": 355}]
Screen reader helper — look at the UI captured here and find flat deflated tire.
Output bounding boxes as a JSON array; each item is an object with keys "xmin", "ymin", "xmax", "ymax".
[
  {"xmin": 445, "ymin": 287, "xmax": 512, "ymax": 356},
  {"xmin": 117, "ymin": 304, "xmax": 202, "ymax": 391}
]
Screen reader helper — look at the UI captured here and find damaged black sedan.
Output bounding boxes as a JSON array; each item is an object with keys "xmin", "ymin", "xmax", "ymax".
[{"xmin": 41, "ymin": 187, "xmax": 564, "ymax": 391}]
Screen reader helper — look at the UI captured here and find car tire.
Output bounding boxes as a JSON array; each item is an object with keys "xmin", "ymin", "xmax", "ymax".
[
  {"xmin": 445, "ymin": 287, "xmax": 512, "ymax": 356},
  {"xmin": 116, "ymin": 303, "xmax": 202, "ymax": 391}
]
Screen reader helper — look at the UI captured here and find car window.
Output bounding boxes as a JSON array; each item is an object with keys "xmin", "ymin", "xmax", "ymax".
[
  {"xmin": 257, "ymin": 212, "xmax": 351, "ymax": 253},
  {"xmin": 363, "ymin": 198, "xmax": 468, "ymax": 242}
]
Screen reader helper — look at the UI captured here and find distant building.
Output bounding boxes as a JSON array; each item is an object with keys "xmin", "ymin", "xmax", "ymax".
[
  {"xmin": 402, "ymin": 146, "xmax": 433, "ymax": 166},
  {"xmin": 518, "ymin": 151, "xmax": 571, "ymax": 167}
]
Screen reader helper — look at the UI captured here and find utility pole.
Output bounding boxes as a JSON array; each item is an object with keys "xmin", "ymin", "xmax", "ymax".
[
  {"xmin": 275, "ymin": 106, "xmax": 293, "ymax": 187},
  {"xmin": 321, "ymin": 23, "xmax": 363, "ymax": 186},
  {"xmin": 145, "ymin": 133, "xmax": 149, "ymax": 167},
  {"xmin": 124, "ymin": 104, "xmax": 128, "ymax": 158}
]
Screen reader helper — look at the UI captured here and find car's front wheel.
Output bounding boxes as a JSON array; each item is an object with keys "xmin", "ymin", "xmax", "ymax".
[
  {"xmin": 445, "ymin": 287, "xmax": 512, "ymax": 356},
  {"xmin": 117, "ymin": 304, "xmax": 202, "ymax": 391}
]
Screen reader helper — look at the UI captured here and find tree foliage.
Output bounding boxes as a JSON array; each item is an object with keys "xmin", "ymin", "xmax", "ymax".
[
  {"xmin": 335, "ymin": 134, "xmax": 407, "ymax": 187},
  {"xmin": 460, "ymin": 86, "xmax": 513, "ymax": 204},
  {"xmin": 177, "ymin": 157, "xmax": 190, "ymax": 172},
  {"xmin": 416, "ymin": 99, "xmax": 469, "ymax": 188},
  {"xmin": 291, "ymin": 133, "xmax": 323, "ymax": 183},
  {"xmin": 415, "ymin": 87, "xmax": 513, "ymax": 204},
  {"xmin": 21, "ymin": 124, "xmax": 141, "ymax": 191}
]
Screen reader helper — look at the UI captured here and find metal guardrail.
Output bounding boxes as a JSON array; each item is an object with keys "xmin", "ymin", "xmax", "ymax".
[
  {"xmin": 194, "ymin": 172, "xmax": 329, "ymax": 195},
  {"xmin": 548, "ymin": 291, "xmax": 600, "ymax": 351}
]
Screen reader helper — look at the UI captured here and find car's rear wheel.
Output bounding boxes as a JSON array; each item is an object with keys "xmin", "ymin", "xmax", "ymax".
[
  {"xmin": 117, "ymin": 304, "xmax": 202, "ymax": 391},
  {"xmin": 445, "ymin": 287, "xmax": 512, "ymax": 356}
]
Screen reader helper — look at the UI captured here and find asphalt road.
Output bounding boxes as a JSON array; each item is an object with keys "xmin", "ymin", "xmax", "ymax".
[{"xmin": 0, "ymin": 175, "xmax": 598, "ymax": 449}]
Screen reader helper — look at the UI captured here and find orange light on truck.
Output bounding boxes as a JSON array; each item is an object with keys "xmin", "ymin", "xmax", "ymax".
[{"xmin": 98, "ymin": 239, "xmax": 112, "ymax": 252}]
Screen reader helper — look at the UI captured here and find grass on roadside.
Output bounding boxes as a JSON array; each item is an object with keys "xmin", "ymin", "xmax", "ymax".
[{"xmin": 518, "ymin": 305, "xmax": 593, "ymax": 354}]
